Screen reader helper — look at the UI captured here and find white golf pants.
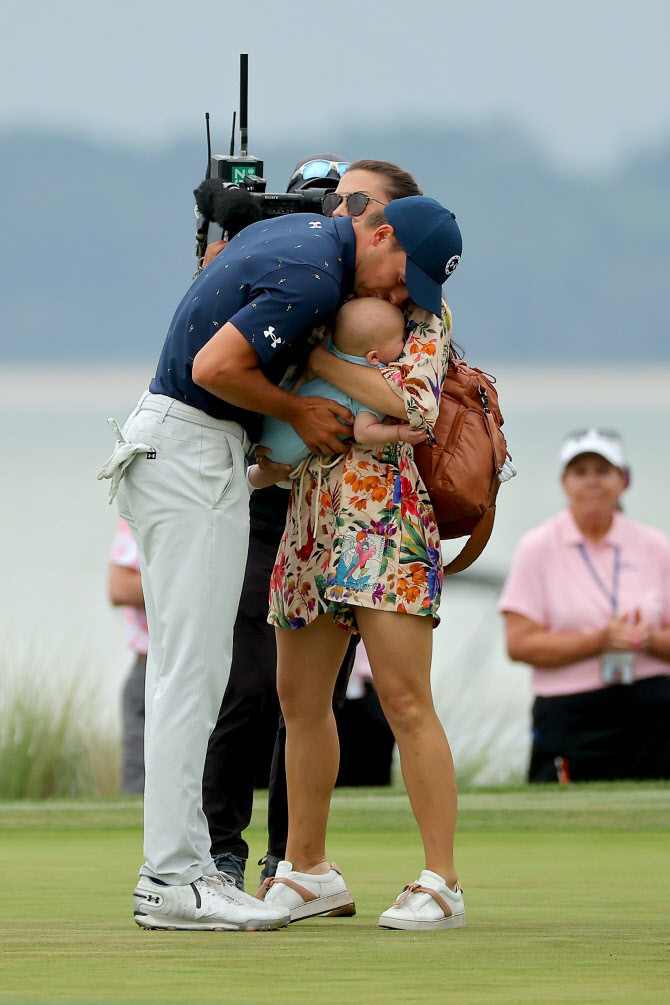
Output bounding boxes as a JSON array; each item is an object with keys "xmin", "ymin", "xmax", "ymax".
[{"xmin": 116, "ymin": 392, "xmax": 251, "ymax": 884}]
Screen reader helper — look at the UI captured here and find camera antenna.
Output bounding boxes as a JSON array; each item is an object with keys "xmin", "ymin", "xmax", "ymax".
[
  {"xmin": 229, "ymin": 111, "xmax": 236, "ymax": 157},
  {"xmin": 204, "ymin": 113, "xmax": 212, "ymax": 179},
  {"xmin": 239, "ymin": 53, "xmax": 248, "ymax": 157}
]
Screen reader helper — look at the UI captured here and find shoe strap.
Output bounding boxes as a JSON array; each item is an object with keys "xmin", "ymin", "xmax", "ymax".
[
  {"xmin": 255, "ymin": 877, "xmax": 273, "ymax": 900},
  {"xmin": 395, "ymin": 883, "xmax": 452, "ymax": 918},
  {"xmin": 254, "ymin": 876, "xmax": 318, "ymax": 903}
]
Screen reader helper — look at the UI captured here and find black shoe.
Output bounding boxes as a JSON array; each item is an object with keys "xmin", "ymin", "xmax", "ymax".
[
  {"xmin": 258, "ymin": 853, "xmax": 281, "ymax": 887},
  {"xmin": 213, "ymin": 851, "xmax": 247, "ymax": 891}
]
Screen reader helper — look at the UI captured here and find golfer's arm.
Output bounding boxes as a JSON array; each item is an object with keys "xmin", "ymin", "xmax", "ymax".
[
  {"xmin": 312, "ymin": 350, "xmax": 405, "ymax": 418},
  {"xmin": 192, "ymin": 322, "xmax": 298, "ymax": 422}
]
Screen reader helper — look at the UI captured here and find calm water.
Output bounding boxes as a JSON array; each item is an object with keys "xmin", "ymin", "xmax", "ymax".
[{"xmin": 4, "ymin": 364, "xmax": 670, "ymax": 782}]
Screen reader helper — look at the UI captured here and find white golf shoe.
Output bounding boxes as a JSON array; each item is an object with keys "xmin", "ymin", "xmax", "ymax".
[
  {"xmin": 378, "ymin": 870, "xmax": 466, "ymax": 931},
  {"xmin": 133, "ymin": 873, "xmax": 289, "ymax": 931}
]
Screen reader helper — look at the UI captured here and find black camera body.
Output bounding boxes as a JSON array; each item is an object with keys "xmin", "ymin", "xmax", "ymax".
[{"xmin": 194, "ymin": 153, "xmax": 332, "ymax": 268}]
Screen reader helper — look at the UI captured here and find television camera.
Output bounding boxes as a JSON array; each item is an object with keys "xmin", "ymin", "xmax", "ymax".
[{"xmin": 193, "ymin": 54, "xmax": 343, "ymax": 272}]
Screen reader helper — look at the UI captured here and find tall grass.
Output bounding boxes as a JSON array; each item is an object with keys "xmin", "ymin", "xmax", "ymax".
[
  {"xmin": 0, "ymin": 580, "xmax": 529, "ymax": 799},
  {"xmin": 0, "ymin": 660, "xmax": 119, "ymax": 798}
]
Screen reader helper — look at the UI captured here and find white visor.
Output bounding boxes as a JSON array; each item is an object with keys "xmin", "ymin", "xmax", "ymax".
[{"xmin": 559, "ymin": 429, "xmax": 627, "ymax": 471}]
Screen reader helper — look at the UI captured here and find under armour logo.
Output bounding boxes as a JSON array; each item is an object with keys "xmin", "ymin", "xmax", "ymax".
[
  {"xmin": 308, "ymin": 221, "xmax": 322, "ymax": 229},
  {"xmin": 146, "ymin": 450, "xmax": 156, "ymax": 460},
  {"xmin": 136, "ymin": 891, "xmax": 162, "ymax": 904},
  {"xmin": 264, "ymin": 325, "xmax": 283, "ymax": 348}
]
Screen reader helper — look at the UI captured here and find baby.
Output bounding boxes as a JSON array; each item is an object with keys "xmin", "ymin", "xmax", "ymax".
[{"xmin": 248, "ymin": 298, "xmax": 424, "ymax": 489}]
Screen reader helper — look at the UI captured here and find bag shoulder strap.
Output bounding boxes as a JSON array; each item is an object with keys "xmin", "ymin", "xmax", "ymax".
[
  {"xmin": 442, "ymin": 503, "xmax": 497, "ymax": 576},
  {"xmin": 439, "ymin": 353, "xmax": 504, "ymax": 575}
]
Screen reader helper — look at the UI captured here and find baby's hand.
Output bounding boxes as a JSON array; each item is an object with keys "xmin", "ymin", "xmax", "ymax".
[
  {"xmin": 397, "ymin": 425, "xmax": 429, "ymax": 445},
  {"xmin": 248, "ymin": 447, "xmax": 292, "ymax": 489}
]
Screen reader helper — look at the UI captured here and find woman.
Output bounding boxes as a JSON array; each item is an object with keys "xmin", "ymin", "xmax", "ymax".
[
  {"xmin": 256, "ymin": 163, "xmax": 466, "ymax": 931},
  {"xmin": 321, "ymin": 157, "xmax": 423, "ymax": 219},
  {"xmin": 500, "ymin": 429, "xmax": 670, "ymax": 782}
]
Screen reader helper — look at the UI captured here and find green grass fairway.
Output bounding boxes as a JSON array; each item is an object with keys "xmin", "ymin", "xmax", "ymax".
[{"xmin": 2, "ymin": 786, "xmax": 669, "ymax": 1004}]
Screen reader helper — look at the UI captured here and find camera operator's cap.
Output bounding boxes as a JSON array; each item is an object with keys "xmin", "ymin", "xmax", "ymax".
[
  {"xmin": 287, "ymin": 154, "xmax": 350, "ymax": 193},
  {"xmin": 385, "ymin": 196, "xmax": 462, "ymax": 316},
  {"xmin": 559, "ymin": 428, "xmax": 628, "ymax": 472}
]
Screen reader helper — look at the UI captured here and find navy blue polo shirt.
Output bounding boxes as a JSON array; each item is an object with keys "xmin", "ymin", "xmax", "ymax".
[{"xmin": 150, "ymin": 214, "xmax": 356, "ymax": 439}]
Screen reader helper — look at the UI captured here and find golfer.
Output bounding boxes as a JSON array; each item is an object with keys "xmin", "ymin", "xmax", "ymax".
[{"xmin": 99, "ymin": 195, "xmax": 458, "ymax": 932}]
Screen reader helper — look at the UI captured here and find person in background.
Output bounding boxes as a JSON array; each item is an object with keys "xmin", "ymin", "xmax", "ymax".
[
  {"xmin": 336, "ymin": 642, "xmax": 396, "ymax": 787},
  {"xmin": 499, "ymin": 429, "xmax": 670, "ymax": 782},
  {"xmin": 108, "ymin": 518, "xmax": 147, "ymax": 795}
]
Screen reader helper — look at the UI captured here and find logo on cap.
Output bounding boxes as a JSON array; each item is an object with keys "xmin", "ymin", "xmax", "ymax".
[{"xmin": 445, "ymin": 255, "xmax": 460, "ymax": 277}]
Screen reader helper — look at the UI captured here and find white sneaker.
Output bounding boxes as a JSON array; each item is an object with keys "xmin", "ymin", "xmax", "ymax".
[
  {"xmin": 255, "ymin": 860, "xmax": 356, "ymax": 922},
  {"xmin": 133, "ymin": 873, "xmax": 289, "ymax": 931},
  {"xmin": 378, "ymin": 870, "xmax": 466, "ymax": 931}
]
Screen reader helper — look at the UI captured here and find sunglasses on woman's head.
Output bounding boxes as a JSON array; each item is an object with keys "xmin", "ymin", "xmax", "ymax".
[{"xmin": 321, "ymin": 191, "xmax": 387, "ymax": 218}]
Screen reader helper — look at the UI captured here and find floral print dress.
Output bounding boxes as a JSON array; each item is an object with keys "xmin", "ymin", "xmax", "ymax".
[{"xmin": 268, "ymin": 302, "xmax": 452, "ymax": 633}]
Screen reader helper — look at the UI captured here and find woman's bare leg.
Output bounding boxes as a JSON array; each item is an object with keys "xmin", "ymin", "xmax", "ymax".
[
  {"xmin": 356, "ymin": 608, "xmax": 458, "ymax": 888},
  {"xmin": 275, "ymin": 615, "xmax": 351, "ymax": 874}
]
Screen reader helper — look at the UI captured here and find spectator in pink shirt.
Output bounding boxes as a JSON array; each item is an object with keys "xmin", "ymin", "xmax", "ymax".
[
  {"xmin": 499, "ymin": 429, "xmax": 670, "ymax": 782},
  {"xmin": 109, "ymin": 519, "xmax": 148, "ymax": 794}
]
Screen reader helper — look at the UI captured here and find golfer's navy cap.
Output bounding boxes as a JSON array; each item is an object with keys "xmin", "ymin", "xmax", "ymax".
[{"xmin": 385, "ymin": 196, "xmax": 462, "ymax": 316}]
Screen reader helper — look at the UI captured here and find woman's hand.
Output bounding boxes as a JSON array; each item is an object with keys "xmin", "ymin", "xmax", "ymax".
[
  {"xmin": 600, "ymin": 614, "xmax": 635, "ymax": 651},
  {"xmin": 629, "ymin": 608, "xmax": 653, "ymax": 652},
  {"xmin": 599, "ymin": 609, "xmax": 654, "ymax": 652}
]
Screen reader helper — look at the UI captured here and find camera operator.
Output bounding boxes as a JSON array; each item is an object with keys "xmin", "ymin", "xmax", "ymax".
[
  {"xmin": 202, "ymin": 156, "xmax": 424, "ymax": 892},
  {"xmin": 201, "ymin": 155, "xmax": 353, "ymax": 892}
]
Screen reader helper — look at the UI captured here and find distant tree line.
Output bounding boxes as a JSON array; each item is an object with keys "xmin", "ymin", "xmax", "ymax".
[{"xmin": 2, "ymin": 123, "xmax": 669, "ymax": 364}]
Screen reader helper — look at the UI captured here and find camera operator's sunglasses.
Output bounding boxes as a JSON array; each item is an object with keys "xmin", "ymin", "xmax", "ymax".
[
  {"xmin": 322, "ymin": 191, "xmax": 387, "ymax": 218},
  {"xmin": 291, "ymin": 159, "xmax": 350, "ymax": 185}
]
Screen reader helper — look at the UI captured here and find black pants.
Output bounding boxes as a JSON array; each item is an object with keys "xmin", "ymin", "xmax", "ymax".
[
  {"xmin": 202, "ymin": 488, "xmax": 358, "ymax": 862},
  {"xmin": 336, "ymin": 683, "xmax": 396, "ymax": 787},
  {"xmin": 121, "ymin": 652, "xmax": 146, "ymax": 795},
  {"xmin": 529, "ymin": 675, "xmax": 670, "ymax": 783}
]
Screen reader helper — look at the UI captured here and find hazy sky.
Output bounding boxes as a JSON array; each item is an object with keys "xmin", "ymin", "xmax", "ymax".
[{"xmin": 3, "ymin": 0, "xmax": 669, "ymax": 171}]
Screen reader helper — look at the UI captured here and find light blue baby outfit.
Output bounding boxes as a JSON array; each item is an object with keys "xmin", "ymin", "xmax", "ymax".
[{"xmin": 259, "ymin": 344, "xmax": 385, "ymax": 468}]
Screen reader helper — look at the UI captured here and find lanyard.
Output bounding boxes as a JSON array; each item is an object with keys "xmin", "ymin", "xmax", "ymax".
[{"xmin": 576, "ymin": 543, "xmax": 621, "ymax": 616}]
